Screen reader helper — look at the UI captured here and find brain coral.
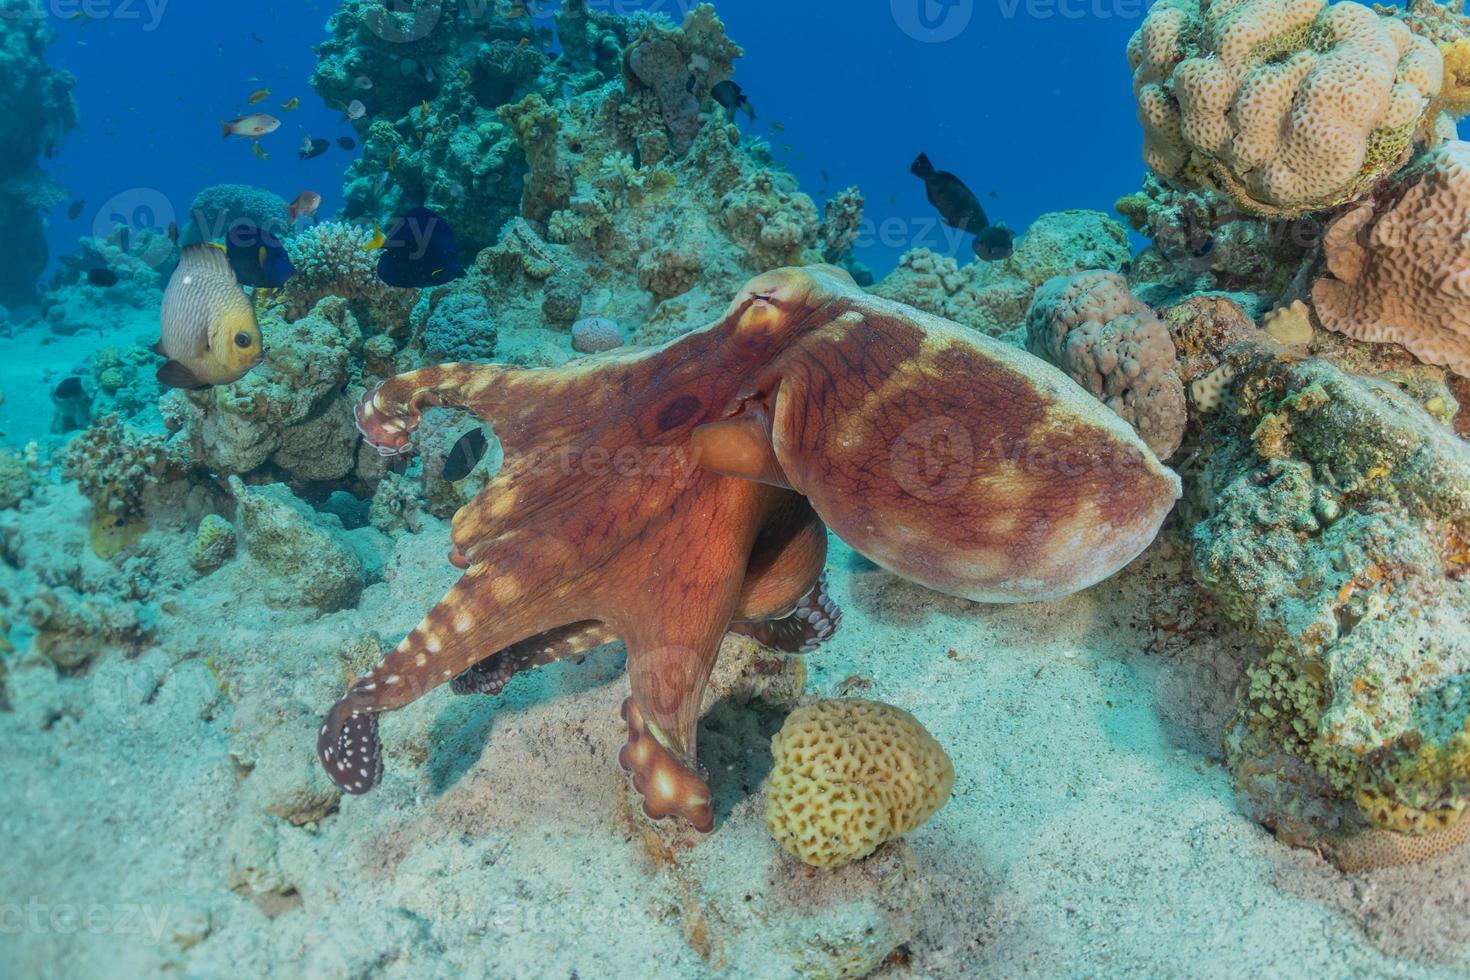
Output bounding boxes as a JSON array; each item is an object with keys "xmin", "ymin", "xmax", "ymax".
[
  {"xmin": 1128, "ymin": 0, "xmax": 1444, "ymax": 216},
  {"xmin": 1312, "ymin": 139, "xmax": 1470, "ymax": 377},
  {"xmin": 766, "ymin": 699, "xmax": 954, "ymax": 868},
  {"xmin": 1026, "ymin": 271, "xmax": 1187, "ymax": 458}
]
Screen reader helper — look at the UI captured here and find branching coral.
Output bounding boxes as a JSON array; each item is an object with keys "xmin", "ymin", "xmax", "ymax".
[
  {"xmin": 62, "ymin": 415, "xmax": 177, "ymax": 557},
  {"xmin": 1025, "ymin": 271, "xmax": 1187, "ymax": 458},
  {"xmin": 766, "ymin": 699, "xmax": 954, "ymax": 868},
  {"xmin": 1129, "ymin": 0, "xmax": 1444, "ymax": 216},
  {"xmin": 282, "ymin": 220, "xmax": 419, "ymax": 333},
  {"xmin": 1311, "ymin": 139, "xmax": 1470, "ymax": 377}
]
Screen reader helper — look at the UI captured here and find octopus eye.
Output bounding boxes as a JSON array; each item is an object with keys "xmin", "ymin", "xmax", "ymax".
[
  {"xmin": 234, "ymin": 332, "xmax": 253, "ymax": 349},
  {"xmin": 753, "ymin": 292, "xmax": 773, "ymax": 303}
]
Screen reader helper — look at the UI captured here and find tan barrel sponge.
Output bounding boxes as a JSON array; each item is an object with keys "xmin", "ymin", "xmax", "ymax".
[
  {"xmin": 766, "ymin": 699, "xmax": 954, "ymax": 868},
  {"xmin": 1312, "ymin": 139, "xmax": 1470, "ymax": 377},
  {"xmin": 1128, "ymin": 0, "xmax": 1444, "ymax": 217}
]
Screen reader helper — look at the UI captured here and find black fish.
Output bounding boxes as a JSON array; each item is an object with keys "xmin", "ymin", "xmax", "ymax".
[
  {"xmin": 377, "ymin": 206, "xmax": 465, "ymax": 288},
  {"xmin": 973, "ymin": 225, "xmax": 1015, "ymax": 262},
  {"xmin": 336, "ymin": 136, "xmax": 357, "ymax": 151},
  {"xmin": 911, "ymin": 152, "xmax": 989, "ymax": 234},
  {"xmin": 86, "ymin": 267, "xmax": 119, "ymax": 287},
  {"xmin": 67, "ymin": 199, "xmax": 85, "ymax": 221},
  {"xmin": 117, "ymin": 226, "xmax": 131, "ymax": 253},
  {"xmin": 442, "ymin": 428, "xmax": 489, "ymax": 482},
  {"xmin": 710, "ymin": 80, "xmax": 755, "ymax": 120},
  {"xmin": 225, "ymin": 221, "xmax": 296, "ymax": 288},
  {"xmin": 299, "ymin": 137, "xmax": 331, "ymax": 160}
]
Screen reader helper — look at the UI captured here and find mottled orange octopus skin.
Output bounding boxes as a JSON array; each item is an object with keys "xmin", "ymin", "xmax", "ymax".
[{"xmin": 319, "ymin": 265, "xmax": 1181, "ymax": 831}]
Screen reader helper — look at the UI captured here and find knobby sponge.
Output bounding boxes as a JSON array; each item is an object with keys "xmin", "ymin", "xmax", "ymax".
[
  {"xmin": 1129, "ymin": 0, "xmax": 1444, "ymax": 216},
  {"xmin": 1312, "ymin": 139, "xmax": 1470, "ymax": 377},
  {"xmin": 1025, "ymin": 271, "xmax": 1187, "ymax": 459},
  {"xmin": 766, "ymin": 699, "xmax": 954, "ymax": 868}
]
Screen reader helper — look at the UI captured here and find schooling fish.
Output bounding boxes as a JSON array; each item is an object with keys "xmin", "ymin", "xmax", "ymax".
[
  {"xmin": 287, "ymin": 191, "xmax": 322, "ymax": 222},
  {"xmin": 973, "ymin": 225, "xmax": 1016, "ymax": 262},
  {"xmin": 157, "ymin": 244, "xmax": 262, "ymax": 389},
  {"xmin": 252, "ymin": 142, "xmax": 269, "ymax": 161},
  {"xmin": 86, "ymin": 267, "xmax": 119, "ymax": 288},
  {"xmin": 222, "ymin": 113, "xmax": 280, "ymax": 139},
  {"xmin": 911, "ymin": 152, "xmax": 989, "ymax": 234},
  {"xmin": 248, "ymin": 89, "xmax": 270, "ymax": 104},
  {"xmin": 710, "ymin": 80, "xmax": 755, "ymax": 120},
  {"xmin": 377, "ymin": 206, "xmax": 465, "ymax": 288},
  {"xmin": 225, "ymin": 222, "xmax": 295, "ymax": 289},
  {"xmin": 280, "ymin": 97, "xmax": 300, "ymax": 111},
  {"xmin": 442, "ymin": 428, "xmax": 489, "ymax": 482},
  {"xmin": 299, "ymin": 136, "xmax": 330, "ymax": 160},
  {"xmin": 336, "ymin": 136, "xmax": 356, "ymax": 151}
]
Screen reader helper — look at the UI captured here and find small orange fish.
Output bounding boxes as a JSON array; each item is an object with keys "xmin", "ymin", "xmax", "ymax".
[
  {"xmin": 517, "ymin": 37, "xmax": 530, "ymax": 48},
  {"xmin": 362, "ymin": 226, "xmax": 386, "ymax": 251},
  {"xmin": 287, "ymin": 190, "xmax": 322, "ymax": 221},
  {"xmin": 222, "ymin": 113, "xmax": 280, "ymax": 139},
  {"xmin": 280, "ymin": 97, "xmax": 300, "ymax": 111},
  {"xmin": 419, "ymin": 100, "xmax": 430, "ymax": 123},
  {"xmin": 248, "ymin": 89, "xmax": 270, "ymax": 104}
]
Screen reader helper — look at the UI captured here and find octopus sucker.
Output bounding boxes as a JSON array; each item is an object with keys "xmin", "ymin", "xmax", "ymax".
[{"xmin": 318, "ymin": 265, "xmax": 1179, "ymax": 828}]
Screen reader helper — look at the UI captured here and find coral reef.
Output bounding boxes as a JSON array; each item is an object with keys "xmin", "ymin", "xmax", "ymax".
[
  {"xmin": 41, "ymin": 232, "xmax": 170, "ymax": 337},
  {"xmin": 281, "ymin": 220, "xmax": 418, "ymax": 331},
  {"xmin": 182, "ymin": 184, "xmax": 291, "ymax": 244},
  {"xmin": 164, "ymin": 298, "xmax": 364, "ymax": 482},
  {"xmin": 873, "ymin": 210, "xmax": 1132, "ymax": 336},
  {"xmin": 1166, "ymin": 298, "xmax": 1470, "ymax": 852},
  {"xmin": 766, "ymin": 698, "xmax": 954, "ymax": 868},
  {"xmin": 1312, "ymin": 140, "xmax": 1470, "ymax": 377},
  {"xmin": 61, "ymin": 415, "xmax": 178, "ymax": 558},
  {"xmin": 1025, "ymin": 271, "xmax": 1187, "ymax": 458},
  {"xmin": 0, "ymin": 0, "xmax": 77, "ymax": 306},
  {"xmin": 1128, "ymin": 0, "xmax": 1443, "ymax": 216}
]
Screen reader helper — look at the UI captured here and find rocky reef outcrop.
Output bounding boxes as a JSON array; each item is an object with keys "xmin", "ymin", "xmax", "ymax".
[{"xmin": 0, "ymin": 0, "xmax": 77, "ymax": 307}]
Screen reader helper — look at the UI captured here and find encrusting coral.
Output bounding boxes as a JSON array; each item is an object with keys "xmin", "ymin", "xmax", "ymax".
[
  {"xmin": 1164, "ymin": 298, "xmax": 1470, "ymax": 860},
  {"xmin": 1025, "ymin": 271, "xmax": 1187, "ymax": 459},
  {"xmin": 1311, "ymin": 139, "xmax": 1470, "ymax": 377},
  {"xmin": 765, "ymin": 699, "xmax": 954, "ymax": 868},
  {"xmin": 1128, "ymin": 0, "xmax": 1444, "ymax": 217}
]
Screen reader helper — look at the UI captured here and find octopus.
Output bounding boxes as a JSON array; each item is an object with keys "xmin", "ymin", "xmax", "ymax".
[{"xmin": 320, "ymin": 265, "xmax": 1181, "ymax": 831}]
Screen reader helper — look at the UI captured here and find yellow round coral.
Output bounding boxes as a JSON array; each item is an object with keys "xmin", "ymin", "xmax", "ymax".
[{"xmin": 766, "ymin": 698, "xmax": 954, "ymax": 868}]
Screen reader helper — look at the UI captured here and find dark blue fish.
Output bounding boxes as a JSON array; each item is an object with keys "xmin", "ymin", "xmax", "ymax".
[
  {"xmin": 336, "ymin": 136, "xmax": 356, "ymax": 151},
  {"xmin": 973, "ymin": 225, "xmax": 1015, "ymax": 262},
  {"xmin": 225, "ymin": 220, "xmax": 295, "ymax": 288},
  {"xmin": 377, "ymin": 206, "xmax": 465, "ymax": 288},
  {"xmin": 299, "ymin": 137, "xmax": 331, "ymax": 160},
  {"xmin": 86, "ymin": 267, "xmax": 119, "ymax": 287},
  {"xmin": 67, "ymin": 199, "xmax": 85, "ymax": 221}
]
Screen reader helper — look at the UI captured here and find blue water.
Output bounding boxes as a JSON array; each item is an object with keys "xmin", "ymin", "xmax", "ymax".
[{"xmin": 40, "ymin": 0, "xmax": 1145, "ymax": 283}]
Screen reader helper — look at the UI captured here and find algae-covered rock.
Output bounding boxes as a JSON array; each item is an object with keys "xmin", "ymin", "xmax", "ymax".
[
  {"xmin": 1171, "ymin": 299, "xmax": 1470, "ymax": 850},
  {"xmin": 232, "ymin": 479, "xmax": 365, "ymax": 613}
]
